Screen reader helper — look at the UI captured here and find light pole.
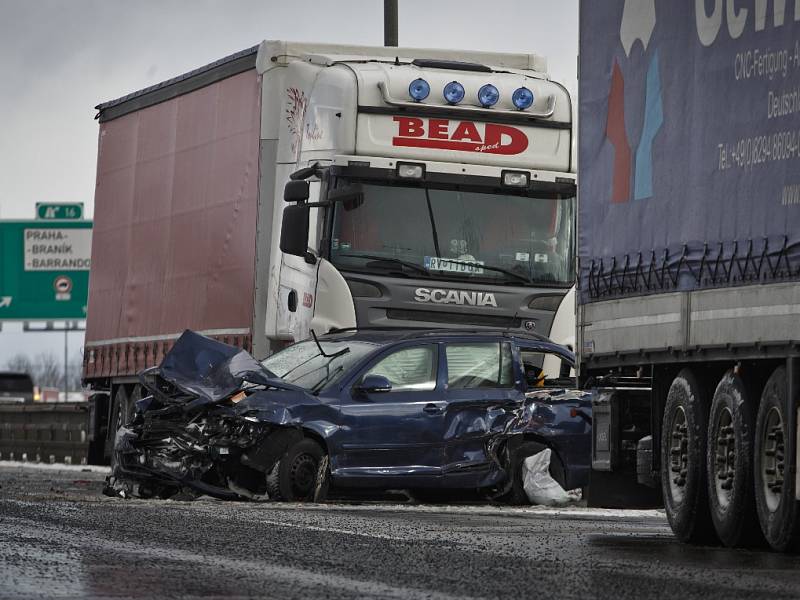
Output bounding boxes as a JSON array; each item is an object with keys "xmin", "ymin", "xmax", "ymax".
[{"xmin": 384, "ymin": 0, "xmax": 398, "ymax": 47}]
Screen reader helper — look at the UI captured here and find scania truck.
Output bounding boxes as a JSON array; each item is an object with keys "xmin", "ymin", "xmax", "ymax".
[
  {"xmin": 578, "ymin": 1, "xmax": 800, "ymax": 551},
  {"xmin": 82, "ymin": 40, "xmax": 577, "ymax": 461}
]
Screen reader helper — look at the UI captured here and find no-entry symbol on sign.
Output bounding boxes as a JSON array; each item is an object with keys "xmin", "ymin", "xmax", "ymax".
[{"xmin": 54, "ymin": 275, "xmax": 73, "ymax": 301}]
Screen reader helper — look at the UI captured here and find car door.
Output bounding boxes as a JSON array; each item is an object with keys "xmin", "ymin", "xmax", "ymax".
[
  {"xmin": 440, "ymin": 340, "xmax": 525, "ymax": 488},
  {"xmin": 334, "ymin": 343, "xmax": 446, "ymax": 485}
]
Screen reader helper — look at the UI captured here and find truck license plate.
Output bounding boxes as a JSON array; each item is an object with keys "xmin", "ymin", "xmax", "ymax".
[{"xmin": 424, "ymin": 257, "xmax": 484, "ymax": 274}]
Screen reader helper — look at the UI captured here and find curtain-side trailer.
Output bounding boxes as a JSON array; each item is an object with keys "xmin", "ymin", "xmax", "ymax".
[{"xmin": 578, "ymin": 2, "xmax": 800, "ymax": 551}]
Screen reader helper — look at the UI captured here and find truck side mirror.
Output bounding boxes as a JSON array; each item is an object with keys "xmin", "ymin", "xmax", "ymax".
[
  {"xmin": 280, "ymin": 204, "xmax": 310, "ymax": 257},
  {"xmin": 284, "ymin": 180, "xmax": 310, "ymax": 203}
]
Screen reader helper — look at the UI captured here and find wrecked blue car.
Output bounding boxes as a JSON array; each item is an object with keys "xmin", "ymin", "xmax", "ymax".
[{"xmin": 109, "ymin": 328, "xmax": 591, "ymax": 502}]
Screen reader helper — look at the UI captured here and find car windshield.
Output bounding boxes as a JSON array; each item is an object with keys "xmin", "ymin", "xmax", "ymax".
[
  {"xmin": 262, "ymin": 340, "xmax": 376, "ymax": 392},
  {"xmin": 330, "ymin": 181, "xmax": 575, "ymax": 286}
]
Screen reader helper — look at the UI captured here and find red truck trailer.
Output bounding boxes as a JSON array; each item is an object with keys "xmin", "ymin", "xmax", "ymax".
[{"xmin": 83, "ymin": 40, "xmax": 578, "ymax": 462}]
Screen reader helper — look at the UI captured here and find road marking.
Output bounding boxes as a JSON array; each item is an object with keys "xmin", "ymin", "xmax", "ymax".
[{"xmin": 2, "ymin": 512, "xmax": 477, "ymax": 600}]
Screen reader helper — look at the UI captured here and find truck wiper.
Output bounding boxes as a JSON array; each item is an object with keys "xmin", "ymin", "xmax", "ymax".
[
  {"xmin": 337, "ymin": 254, "xmax": 430, "ymax": 277},
  {"xmin": 439, "ymin": 259, "xmax": 532, "ymax": 285}
]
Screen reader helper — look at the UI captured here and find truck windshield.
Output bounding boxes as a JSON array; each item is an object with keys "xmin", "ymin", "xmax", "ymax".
[{"xmin": 329, "ymin": 181, "xmax": 575, "ymax": 286}]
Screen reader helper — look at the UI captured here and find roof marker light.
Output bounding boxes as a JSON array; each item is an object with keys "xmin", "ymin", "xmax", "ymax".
[
  {"xmin": 512, "ymin": 87, "xmax": 534, "ymax": 110},
  {"xmin": 397, "ymin": 162, "xmax": 425, "ymax": 179},
  {"xmin": 477, "ymin": 84, "xmax": 499, "ymax": 107},
  {"xmin": 408, "ymin": 78, "xmax": 430, "ymax": 102},
  {"xmin": 443, "ymin": 81, "xmax": 465, "ymax": 104},
  {"xmin": 502, "ymin": 170, "xmax": 529, "ymax": 187}
]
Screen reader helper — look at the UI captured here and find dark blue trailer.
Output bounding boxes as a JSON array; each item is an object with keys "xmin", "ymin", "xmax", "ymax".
[{"xmin": 578, "ymin": 0, "xmax": 800, "ymax": 551}]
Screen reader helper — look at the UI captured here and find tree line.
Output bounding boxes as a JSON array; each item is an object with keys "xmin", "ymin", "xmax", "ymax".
[{"xmin": 4, "ymin": 352, "xmax": 83, "ymax": 391}]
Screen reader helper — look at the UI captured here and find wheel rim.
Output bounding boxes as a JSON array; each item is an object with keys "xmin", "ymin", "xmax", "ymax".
[
  {"xmin": 668, "ymin": 406, "xmax": 689, "ymax": 503},
  {"xmin": 289, "ymin": 453, "xmax": 318, "ymax": 499},
  {"xmin": 761, "ymin": 406, "xmax": 785, "ymax": 513},
  {"xmin": 712, "ymin": 406, "xmax": 735, "ymax": 509}
]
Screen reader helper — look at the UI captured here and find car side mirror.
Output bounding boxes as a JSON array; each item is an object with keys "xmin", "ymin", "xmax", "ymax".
[
  {"xmin": 355, "ymin": 375, "xmax": 392, "ymax": 395},
  {"xmin": 280, "ymin": 204, "xmax": 310, "ymax": 257},
  {"xmin": 284, "ymin": 180, "xmax": 310, "ymax": 202}
]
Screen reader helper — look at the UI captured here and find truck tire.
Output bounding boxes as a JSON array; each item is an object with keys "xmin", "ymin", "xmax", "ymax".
[
  {"xmin": 661, "ymin": 369, "xmax": 717, "ymax": 544},
  {"xmin": 754, "ymin": 366, "xmax": 800, "ymax": 552},
  {"xmin": 706, "ymin": 371, "xmax": 762, "ymax": 547},
  {"xmin": 108, "ymin": 386, "xmax": 131, "ymax": 470},
  {"xmin": 266, "ymin": 438, "xmax": 328, "ymax": 502}
]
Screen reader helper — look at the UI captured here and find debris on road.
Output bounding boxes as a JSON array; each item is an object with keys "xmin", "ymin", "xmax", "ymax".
[{"xmin": 522, "ymin": 448, "xmax": 581, "ymax": 506}]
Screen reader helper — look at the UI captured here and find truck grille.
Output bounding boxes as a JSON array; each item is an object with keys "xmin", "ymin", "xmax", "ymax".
[{"xmin": 386, "ymin": 308, "xmax": 520, "ymax": 329}]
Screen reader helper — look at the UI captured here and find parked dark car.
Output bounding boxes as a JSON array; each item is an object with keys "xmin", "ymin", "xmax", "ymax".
[
  {"xmin": 110, "ymin": 329, "xmax": 591, "ymax": 502},
  {"xmin": 0, "ymin": 372, "xmax": 35, "ymax": 404}
]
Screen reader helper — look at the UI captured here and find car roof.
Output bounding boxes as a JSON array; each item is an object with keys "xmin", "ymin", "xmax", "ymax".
[{"xmin": 321, "ymin": 327, "xmax": 568, "ymax": 350}]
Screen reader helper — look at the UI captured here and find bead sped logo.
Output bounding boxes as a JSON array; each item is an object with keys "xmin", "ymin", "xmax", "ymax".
[{"xmin": 392, "ymin": 116, "xmax": 529, "ymax": 155}]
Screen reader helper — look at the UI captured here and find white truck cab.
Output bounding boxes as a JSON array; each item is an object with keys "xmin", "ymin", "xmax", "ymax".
[{"xmin": 254, "ymin": 41, "xmax": 576, "ymax": 359}]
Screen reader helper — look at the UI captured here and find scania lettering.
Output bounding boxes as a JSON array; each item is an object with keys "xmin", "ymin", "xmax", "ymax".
[
  {"xmin": 414, "ymin": 288, "xmax": 498, "ymax": 307},
  {"xmin": 82, "ymin": 41, "xmax": 576, "ymax": 465}
]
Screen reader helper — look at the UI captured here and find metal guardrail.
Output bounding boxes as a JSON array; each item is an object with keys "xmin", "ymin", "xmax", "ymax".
[{"xmin": 0, "ymin": 402, "xmax": 90, "ymax": 465}]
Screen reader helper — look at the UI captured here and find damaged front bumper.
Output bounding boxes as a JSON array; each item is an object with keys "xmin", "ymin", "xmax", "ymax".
[{"xmin": 106, "ymin": 330, "xmax": 319, "ymax": 501}]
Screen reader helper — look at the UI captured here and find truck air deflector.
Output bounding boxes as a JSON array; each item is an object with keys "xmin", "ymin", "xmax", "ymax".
[{"xmin": 94, "ymin": 45, "xmax": 259, "ymax": 122}]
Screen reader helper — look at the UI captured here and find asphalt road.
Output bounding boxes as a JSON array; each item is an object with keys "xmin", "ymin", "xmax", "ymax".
[{"xmin": 2, "ymin": 463, "xmax": 800, "ymax": 599}]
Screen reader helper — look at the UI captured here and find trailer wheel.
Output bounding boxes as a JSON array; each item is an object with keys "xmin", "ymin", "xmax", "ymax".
[
  {"xmin": 266, "ymin": 438, "xmax": 328, "ymax": 502},
  {"xmin": 661, "ymin": 369, "xmax": 717, "ymax": 543},
  {"xmin": 706, "ymin": 371, "xmax": 762, "ymax": 547},
  {"xmin": 754, "ymin": 366, "xmax": 800, "ymax": 552},
  {"xmin": 108, "ymin": 386, "xmax": 132, "ymax": 469}
]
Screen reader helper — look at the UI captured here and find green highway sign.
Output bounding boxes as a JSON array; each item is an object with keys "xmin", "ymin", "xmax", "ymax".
[
  {"xmin": 0, "ymin": 220, "xmax": 92, "ymax": 320},
  {"xmin": 36, "ymin": 203, "xmax": 84, "ymax": 220}
]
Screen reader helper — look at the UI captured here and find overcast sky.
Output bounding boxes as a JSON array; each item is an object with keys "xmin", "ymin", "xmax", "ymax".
[{"xmin": 0, "ymin": 0, "xmax": 578, "ymax": 367}]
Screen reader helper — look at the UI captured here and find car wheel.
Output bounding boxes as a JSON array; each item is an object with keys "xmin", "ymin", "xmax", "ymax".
[
  {"xmin": 506, "ymin": 440, "xmax": 551, "ymax": 505},
  {"xmin": 661, "ymin": 369, "xmax": 717, "ymax": 544},
  {"xmin": 706, "ymin": 371, "xmax": 762, "ymax": 547},
  {"xmin": 754, "ymin": 366, "xmax": 800, "ymax": 552},
  {"xmin": 266, "ymin": 438, "xmax": 328, "ymax": 502}
]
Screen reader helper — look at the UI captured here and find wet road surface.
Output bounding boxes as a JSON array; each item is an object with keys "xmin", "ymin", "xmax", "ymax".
[{"xmin": 2, "ymin": 463, "xmax": 800, "ymax": 599}]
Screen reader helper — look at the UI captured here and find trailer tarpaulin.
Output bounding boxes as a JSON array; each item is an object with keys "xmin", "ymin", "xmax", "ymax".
[
  {"xmin": 84, "ymin": 68, "xmax": 261, "ymax": 377},
  {"xmin": 578, "ymin": 1, "xmax": 800, "ymax": 303}
]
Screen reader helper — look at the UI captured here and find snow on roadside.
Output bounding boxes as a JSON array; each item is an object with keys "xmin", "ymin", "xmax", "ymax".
[{"xmin": 0, "ymin": 460, "xmax": 110, "ymax": 474}]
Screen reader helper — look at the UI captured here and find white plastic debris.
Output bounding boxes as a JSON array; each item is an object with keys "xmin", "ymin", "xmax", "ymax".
[{"xmin": 522, "ymin": 448, "xmax": 576, "ymax": 506}]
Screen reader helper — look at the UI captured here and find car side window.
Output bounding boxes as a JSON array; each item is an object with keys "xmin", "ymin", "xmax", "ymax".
[
  {"xmin": 362, "ymin": 345, "xmax": 438, "ymax": 391},
  {"xmin": 446, "ymin": 342, "xmax": 514, "ymax": 389},
  {"xmin": 520, "ymin": 349, "xmax": 574, "ymax": 389}
]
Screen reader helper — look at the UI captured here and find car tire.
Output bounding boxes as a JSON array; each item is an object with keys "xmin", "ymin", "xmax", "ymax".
[
  {"xmin": 754, "ymin": 366, "xmax": 800, "ymax": 553},
  {"xmin": 507, "ymin": 440, "xmax": 561, "ymax": 505},
  {"xmin": 706, "ymin": 371, "xmax": 762, "ymax": 547},
  {"xmin": 266, "ymin": 438, "xmax": 328, "ymax": 502},
  {"xmin": 661, "ymin": 369, "xmax": 717, "ymax": 544}
]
